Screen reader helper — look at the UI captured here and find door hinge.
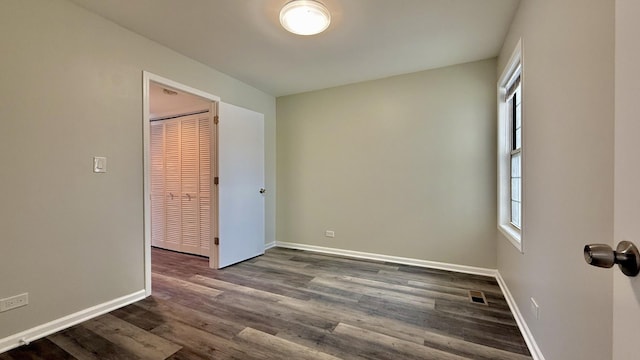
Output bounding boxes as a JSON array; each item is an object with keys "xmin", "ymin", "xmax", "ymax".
[
  {"xmin": 214, "ymin": 115, "xmax": 219, "ymax": 124},
  {"xmin": 214, "ymin": 237, "xmax": 219, "ymax": 245},
  {"xmin": 214, "ymin": 177, "xmax": 219, "ymax": 185}
]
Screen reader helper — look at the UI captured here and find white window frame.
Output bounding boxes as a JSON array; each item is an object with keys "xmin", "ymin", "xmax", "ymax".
[{"xmin": 497, "ymin": 39, "xmax": 524, "ymax": 252}]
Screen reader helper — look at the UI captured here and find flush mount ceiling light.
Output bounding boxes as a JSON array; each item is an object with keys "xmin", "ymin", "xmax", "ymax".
[{"xmin": 279, "ymin": 0, "xmax": 331, "ymax": 36}]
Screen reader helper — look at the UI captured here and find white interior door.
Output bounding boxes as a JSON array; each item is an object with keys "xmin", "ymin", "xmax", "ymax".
[
  {"xmin": 613, "ymin": 1, "xmax": 640, "ymax": 359},
  {"xmin": 217, "ymin": 102, "xmax": 265, "ymax": 268}
]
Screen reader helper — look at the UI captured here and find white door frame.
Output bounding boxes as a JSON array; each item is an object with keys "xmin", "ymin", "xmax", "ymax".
[{"xmin": 142, "ymin": 71, "xmax": 220, "ymax": 296}]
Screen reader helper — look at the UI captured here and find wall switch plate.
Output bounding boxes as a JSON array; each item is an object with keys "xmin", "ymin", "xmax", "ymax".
[
  {"xmin": 530, "ymin": 297, "xmax": 540, "ymax": 320},
  {"xmin": 0, "ymin": 293, "xmax": 28, "ymax": 312},
  {"xmin": 93, "ymin": 156, "xmax": 107, "ymax": 173},
  {"xmin": 325, "ymin": 230, "xmax": 335, "ymax": 238}
]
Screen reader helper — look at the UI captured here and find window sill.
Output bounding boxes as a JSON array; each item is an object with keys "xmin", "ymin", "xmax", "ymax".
[{"xmin": 499, "ymin": 224, "xmax": 523, "ymax": 253}]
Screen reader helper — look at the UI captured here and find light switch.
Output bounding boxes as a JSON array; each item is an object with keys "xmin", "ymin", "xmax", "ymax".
[{"xmin": 93, "ymin": 156, "xmax": 107, "ymax": 173}]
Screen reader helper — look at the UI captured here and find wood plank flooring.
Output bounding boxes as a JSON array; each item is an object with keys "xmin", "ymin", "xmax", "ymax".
[{"xmin": 1, "ymin": 247, "xmax": 532, "ymax": 359}]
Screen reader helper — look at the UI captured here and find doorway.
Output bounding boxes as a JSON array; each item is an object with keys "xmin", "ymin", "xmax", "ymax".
[
  {"xmin": 149, "ymin": 83, "xmax": 215, "ymax": 258},
  {"xmin": 142, "ymin": 72, "xmax": 266, "ymax": 296}
]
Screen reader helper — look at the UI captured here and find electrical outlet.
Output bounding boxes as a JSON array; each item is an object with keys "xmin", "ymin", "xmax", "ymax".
[
  {"xmin": 530, "ymin": 297, "xmax": 539, "ymax": 320},
  {"xmin": 0, "ymin": 293, "xmax": 28, "ymax": 312},
  {"xmin": 325, "ymin": 230, "xmax": 335, "ymax": 238}
]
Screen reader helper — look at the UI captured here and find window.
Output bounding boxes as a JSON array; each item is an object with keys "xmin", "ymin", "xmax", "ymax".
[
  {"xmin": 508, "ymin": 75, "xmax": 522, "ymax": 229},
  {"xmin": 498, "ymin": 40, "xmax": 523, "ymax": 251}
]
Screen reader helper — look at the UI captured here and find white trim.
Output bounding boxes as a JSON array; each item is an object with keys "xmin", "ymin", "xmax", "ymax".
[
  {"xmin": 143, "ymin": 72, "xmax": 152, "ymax": 296},
  {"xmin": 275, "ymin": 241, "xmax": 497, "ymax": 277},
  {"xmin": 499, "ymin": 224, "xmax": 523, "ymax": 252},
  {"xmin": 495, "ymin": 272, "xmax": 545, "ymax": 360},
  {"xmin": 264, "ymin": 241, "xmax": 277, "ymax": 250},
  {"xmin": 0, "ymin": 290, "xmax": 146, "ymax": 354},
  {"xmin": 143, "ymin": 71, "xmax": 221, "ymax": 294},
  {"xmin": 499, "ymin": 39, "xmax": 523, "ymax": 89},
  {"xmin": 497, "ymin": 38, "xmax": 524, "ymax": 253}
]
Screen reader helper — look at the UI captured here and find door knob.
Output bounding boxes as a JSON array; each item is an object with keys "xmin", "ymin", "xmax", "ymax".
[
  {"xmin": 584, "ymin": 241, "xmax": 640, "ymax": 276},
  {"xmin": 259, "ymin": 188, "xmax": 266, "ymax": 194}
]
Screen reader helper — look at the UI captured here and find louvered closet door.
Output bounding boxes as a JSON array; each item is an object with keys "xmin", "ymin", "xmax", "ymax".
[
  {"xmin": 198, "ymin": 116, "xmax": 212, "ymax": 256},
  {"xmin": 180, "ymin": 117, "xmax": 200, "ymax": 254},
  {"xmin": 164, "ymin": 120, "xmax": 182, "ymax": 252},
  {"xmin": 150, "ymin": 113, "xmax": 213, "ymax": 256}
]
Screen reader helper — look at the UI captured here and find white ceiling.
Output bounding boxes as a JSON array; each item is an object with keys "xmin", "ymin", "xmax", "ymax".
[{"xmin": 69, "ymin": 0, "xmax": 520, "ymax": 97}]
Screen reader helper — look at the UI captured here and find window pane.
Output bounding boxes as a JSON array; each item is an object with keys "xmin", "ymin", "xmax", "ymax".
[
  {"xmin": 515, "ymin": 128, "xmax": 522, "ymax": 149},
  {"xmin": 511, "ymin": 152, "xmax": 521, "ymax": 177},
  {"xmin": 511, "ymin": 148, "xmax": 522, "ymax": 228},
  {"xmin": 515, "ymin": 103, "xmax": 521, "ymax": 129},
  {"xmin": 511, "ymin": 200, "xmax": 521, "ymax": 228},
  {"xmin": 511, "ymin": 178, "xmax": 521, "ymax": 202},
  {"xmin": 508, "ymin": 97, "xmax": 514, "ymax": 135}
]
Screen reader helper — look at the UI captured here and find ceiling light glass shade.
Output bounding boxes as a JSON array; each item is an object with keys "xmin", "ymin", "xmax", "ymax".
[{"xmin": 280, "ymin": 0, "xmax": 331, "ymax": 36}]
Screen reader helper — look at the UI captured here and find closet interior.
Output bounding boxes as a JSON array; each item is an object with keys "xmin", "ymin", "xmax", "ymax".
[{"xmin": 149, "ymin": 83, "xmax": 215, "ymax": 257}]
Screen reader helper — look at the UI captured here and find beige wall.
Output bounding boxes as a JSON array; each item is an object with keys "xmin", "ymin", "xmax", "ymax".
[
  {"xmin": 497, "ymin": 1, "xmax": 614, "ymax": 359},
  {"xmin": 277, "ymin": 59, "xmax": 498, "ymax": 268},
  {"xmin": 0, "ymin": 0, "xmax": 275, "ymax": 339}
]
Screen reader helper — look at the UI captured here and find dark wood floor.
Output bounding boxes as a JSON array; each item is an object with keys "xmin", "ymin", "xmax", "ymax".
[{"xmin": 1, "ymin": 247, "xmax": 532, "ymax": 359}]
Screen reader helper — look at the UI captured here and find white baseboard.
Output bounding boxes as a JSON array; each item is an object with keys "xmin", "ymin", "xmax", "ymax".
[
  {"xmin": 274, "ymin": 241, "xmax": 497, "ymax": 277},
  {"xmin": 264, "ymin": 241, "xmax": 277, "ymax": 250},
  {"xmin": 495, "ymin": 272, "xmax": 545, "ymax": 360},
  {"xmin": 0, "ymin": 289, "xmax": 147, "ymax": 354}
]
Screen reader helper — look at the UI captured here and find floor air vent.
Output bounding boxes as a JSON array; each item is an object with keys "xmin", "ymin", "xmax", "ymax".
[{"xmin": 468, "ymin": 290, "xmax": 488, "ymax": 305}]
